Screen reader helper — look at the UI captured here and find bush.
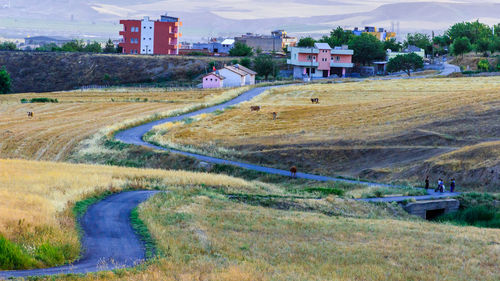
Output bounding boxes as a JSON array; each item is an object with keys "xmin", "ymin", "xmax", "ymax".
[
  {"xmin": 23, "ymin": 97, "xmax": 59, "ymax": 103},
  {"xmin": 477, "ymin": 59, "xmax": 490, "ymax": 71},
  {"xmin": 0, "ymin": 66, "xmax": 11, "ymax": 94},
  {"xmin": 461, "ymin": 206, "xmax": 495, "ymax": 224},
  {"xmin": 303, "ymin": 187, "xmax": 345, "ymax": 197},
  {"xmin": 0, "ymin": 235, "xmax": 35, "ymax": 270}
]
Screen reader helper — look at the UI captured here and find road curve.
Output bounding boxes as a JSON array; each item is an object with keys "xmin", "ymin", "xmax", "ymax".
[
  {"xmin": 115, "ymin": 85, "xmax": 458, "ymax": 202},
  {"xmin": 0, "ymin": 190, "xmax": 160, "ymax": 279}
]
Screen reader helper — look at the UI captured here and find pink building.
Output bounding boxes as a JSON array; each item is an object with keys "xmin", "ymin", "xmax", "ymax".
[
  {"xmin": 202, "ymin": 73, "xmax": 224, "ymax": 88},
  {"xmin": 287, "ymin": 43, "xmax": 354, "ymax": 79}
]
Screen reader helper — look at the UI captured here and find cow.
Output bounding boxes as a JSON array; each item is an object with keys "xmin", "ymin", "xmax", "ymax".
[
  {"xmin": 311, "ymin": 98, "xmax": 319, "ymax": 104},
  {"xmin": 290, "ymin": 166, "xmax": 297, "ymax": 178},
  {"xmin": 250, "ymin": 106, "xmax": 261, "ymax": 112},
  {"xmin": 27, "ymin": 112, "xmax": 34, "ymax": 118},
  {"xmin": 272, "ymin": 112, "xmax": 277, "ymax": 120}
]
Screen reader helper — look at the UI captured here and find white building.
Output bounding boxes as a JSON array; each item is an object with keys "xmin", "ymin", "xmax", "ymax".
[{"xmin": 218, "ymin": 66, "xmax": 248, "ymax": 87}]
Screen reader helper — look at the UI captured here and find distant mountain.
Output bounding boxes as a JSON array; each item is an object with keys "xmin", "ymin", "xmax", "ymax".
[{"xmin": 0, "ymin": 1, "xmax": 498, "ymax": 41}]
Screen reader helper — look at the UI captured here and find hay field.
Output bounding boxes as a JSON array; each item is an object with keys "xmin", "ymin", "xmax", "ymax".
[
  {"xmin": 60, "ymin": 187, "xmax": 500, "ymax": 281},
  {"xmin": 0, "ymin": 87, "xmax": 241, "ymax": 161},
  {"xmin": 149, "ymin": 77, "xmax": 500, "ymax": 188},
  {"xmin": 0, "ymin": 158, "xmax": 250, "ymax": 269}
]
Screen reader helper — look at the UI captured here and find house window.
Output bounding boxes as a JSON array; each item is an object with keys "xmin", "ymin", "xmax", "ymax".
[
  {"xmin": 311, "ymin": 68, "xmax": 316, "ymax": 74},
  {"xmin": 210, "ymin": 78, "xmax": 213, "ymax": 81}
]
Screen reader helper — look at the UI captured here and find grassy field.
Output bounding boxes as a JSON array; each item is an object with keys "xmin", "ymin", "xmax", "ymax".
[
  {"xmin": 43, "ymin": 187, "xmax": 499, "ymax": 281},
  {"xmin": 148, "ymin": 77, "xmax": 500, "ymax": 190},
  {"xmin": 0, "ymin": 87, "xmax": 246, "ymax": 161},
  {"xmin": 0, "ymin": 158, "xmax": 250, "ymax": 269}
]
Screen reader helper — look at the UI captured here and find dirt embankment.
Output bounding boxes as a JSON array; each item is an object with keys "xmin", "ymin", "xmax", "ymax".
[{"xmin": 0, "ymin": 51, "xmax": 232, "ymax": 93}]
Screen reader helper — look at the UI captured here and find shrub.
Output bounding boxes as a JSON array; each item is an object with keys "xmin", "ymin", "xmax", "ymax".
[
  {"xmin": 477, "ymin": 59, "xmax": 490, "ymax": 72},
  {"xmin": 461, "ymin": 206, "xmax": 495, "ymax": 224},
  {"xmin": 303, "ymin": 187, "xmax": 345, "ymax": 197},
  {"xmin": 0, "ymin": 66, "xmax": 11, "ymax": 94},
  {"xmin": 24, "ymin": 97, "xmax": 59, "ymax": 103},
  {"xmin": 0, "ymin": 235, "xmax": 35, "ymax": 270}
]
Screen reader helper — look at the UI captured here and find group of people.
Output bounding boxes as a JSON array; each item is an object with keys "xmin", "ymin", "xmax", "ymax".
[{"xmin": 425, "ymin": 176, "xmax": 456, "ymax": 193}]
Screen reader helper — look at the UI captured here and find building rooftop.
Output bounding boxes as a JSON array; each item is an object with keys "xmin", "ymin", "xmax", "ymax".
[
  {"xmin": 224, "ymin": 65, "xmax": 248, "ymax": 77},
  {"xmin": 314, "ymin": 43, "xmax": 332, "ymax": 50},
  {"xmin": 234, "ymin": 64, "xmax": 257, "ymax": 75},
  {"xmin": 221, "ymin": 39, "xmax": 235, "ymax": 45}
]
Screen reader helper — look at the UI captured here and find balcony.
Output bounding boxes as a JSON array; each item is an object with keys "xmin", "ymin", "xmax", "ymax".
[
  {"xmin": 287, "ymin": 59, "xmax": 318, "ymax": 67},
  {"xmin": 330, "ymin": 62, "xmax": 354, "ymax": 68}
]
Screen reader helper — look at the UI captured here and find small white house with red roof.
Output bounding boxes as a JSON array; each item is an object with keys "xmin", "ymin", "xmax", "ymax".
[{"xmin": 202, "ymin": 72, "xmax": 225, "ymax": 88}]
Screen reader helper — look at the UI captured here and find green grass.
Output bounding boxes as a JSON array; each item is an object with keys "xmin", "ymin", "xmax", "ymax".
[
  {"xmin": 0, "ymin": 235, "xmax": 35, "ymax": 270},
  {"xmin": 130, "ymin": 207, "xmax": 156, "ymax": 259}
]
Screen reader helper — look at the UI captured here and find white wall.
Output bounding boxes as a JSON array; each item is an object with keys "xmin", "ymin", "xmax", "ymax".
[
  {"xmin": 218, "ymin": 69, "xmax": 245, "ymax": 87},
  {"xmin": 140, "ymin": 17, "xmax": 155, "ymax": 55}
]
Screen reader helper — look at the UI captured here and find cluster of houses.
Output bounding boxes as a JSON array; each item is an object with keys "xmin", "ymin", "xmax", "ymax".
[{"xmin": 202, "ymin": 64, "xmax": 257, "ymax": 88}]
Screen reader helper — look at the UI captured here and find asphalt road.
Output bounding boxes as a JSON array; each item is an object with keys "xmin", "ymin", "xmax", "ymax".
[
  {"xmin": 0, "ymin": 190, "xmax": 160, "ymax": 279},
  {"xmin": 115, "ymin": 84, "xmax": 459, "ymax": 202}
]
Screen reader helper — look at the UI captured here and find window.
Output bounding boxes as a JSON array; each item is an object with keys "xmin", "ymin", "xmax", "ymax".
[
  {"xmin": 336, "ymin": 56, "xmax": 340, "ymax": 61},
  {"xmin": 150, "ymin": 27, "xmax": 152, "ymax": 29},
  {"xmin": 210, "ymin": 78, "xmax": 213, "ymax": 81},
  {"xmin": 311, "ymin": 68, "xmax": 316, "ymax": 74}
]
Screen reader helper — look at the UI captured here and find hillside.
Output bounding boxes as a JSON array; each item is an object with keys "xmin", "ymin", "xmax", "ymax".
[
  {"xmin": 0, "ymin": 51, "xmax": 230, "ymax": 93},
  {"xmin": 147, "ymin": 77, "xmax": 500, "ymax": 190}
]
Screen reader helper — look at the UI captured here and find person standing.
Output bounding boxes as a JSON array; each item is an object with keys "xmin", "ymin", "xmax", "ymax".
[
  {"xmin": 425, "ymin": 176, "xmax": 430, "ymax": 190},
  {"xmin": 450, "ymin": 178, "xmax": 456, "ymax": 193}
]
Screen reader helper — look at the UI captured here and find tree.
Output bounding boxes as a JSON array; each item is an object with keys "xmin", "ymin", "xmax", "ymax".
[
  {"xmin": 446, "ymin": 21, "xmax": 492, "ymax": 45},
  {"xmin": 103, "ymin": 39, "xmax": 116, "ymax": 53},
  {"xmin": 35, "ymin": 43, "xmax": 61, "ymax": 52},
  {"xmin": 348, "ymin": 33, "xmax": 386, "ymax": 65},
  {"xmin": 318, "ymin": 26, "xmax": 353, "ymax": 47},
  {"xmin": 0, "ymin": 67, "xmax": 11, "ymax": 94},
  {"xmin": 383, "ymin": 38, "xmax": 402, "ymax": 52},
  {"xmin": 476, "ymin": 38, "xmax": 492, "ymax": 56},
  {"xmin": 491, "ymin": 37, "xmax": 500, "ymax": 53},
  {"xmin": 61, "ymin": 40, "xmax": 85, "ymax": 52},
  {"xmin": 229, "ymin": 42, "xmax": 253, "ymax": 57},
  {"xmin": 297, "ymin": 37, "xmax": 316, "ymax": 47},
  {"xmin": 386, "ymin": 53, "xmax": 424, "ymax": 76},
  {"xmin": 239, "ymin": 57, "xmax": 252, "ymax": 68},
  {"xmin": 433, "ymin": 35, "xmax": 451, "ymax": 47},
  {"xmin": 404, "ymin": 33, "xmax": 432, "ymax": 55},
  {"xmin": 0, "ymin": 42, "xmax": 16, "ymax": 51},
  {"xmin": 253, "ymin": 54, "xmax": 275, "ymax": 80},
  {"xmin": 451, "ymin": 37, "xmax": 472, "ymax": 58},
  {"xmin": 84, "ymin": 41, "xmax": 102, "ymax": 53}
]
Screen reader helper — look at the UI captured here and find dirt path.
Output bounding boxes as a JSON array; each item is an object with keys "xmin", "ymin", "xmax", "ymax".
[{"xmin": 0, "ymin": 190, "xmax": 160, "ymax": 279}]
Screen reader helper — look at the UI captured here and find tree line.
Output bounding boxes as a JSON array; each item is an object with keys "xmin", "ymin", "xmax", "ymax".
[{"xmin": 0, "ymin": 39, "xmax": 121, "ymax": 53}]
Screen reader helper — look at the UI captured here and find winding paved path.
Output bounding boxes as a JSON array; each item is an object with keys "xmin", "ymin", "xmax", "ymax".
[
  {"xmin": 115, "ymin": 85, "xmax": 459, "ymax": 202},
  {"xmin": 0, "ymin": 191, "xmax": 160, "ymax": 279}
]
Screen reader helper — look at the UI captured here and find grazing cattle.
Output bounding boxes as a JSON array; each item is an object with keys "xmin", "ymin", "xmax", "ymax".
[
  {"xmin": 27, "ymin": 112, "xmax": 34, "ymax": 118},
  {"xmin": 250, "ymin": 106, "xmax": 261, "ymax": 112},
  {"xmin": 272, "ymin": 112, "xmax": 277, "ymax": 120},
  {"xmin": 311, "ymin": 98, "xmax": 319, "ymax": 104},
  {"xmin": 290, "ymin": 166, "xmax": 297, "ymax": 178}
]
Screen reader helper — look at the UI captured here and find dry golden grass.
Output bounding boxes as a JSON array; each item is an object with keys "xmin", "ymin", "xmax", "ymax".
[
  {"xmin": 57, "ymin": 187, "xmax": 500, "ymax": 281},
  {"xmin": 152, "ymin": 77, "xmax": 500, "ymax": 147},
  {"xmin": 0, "ymin": 87, "xmax": 241, "ymax": 161},
  {"xmin": 0, "ymin": 158, "xmax": 251, "ymax": 268},
  {"xmin": 427, "ymin": 141, "xmax": 500, "ymax": 170}
]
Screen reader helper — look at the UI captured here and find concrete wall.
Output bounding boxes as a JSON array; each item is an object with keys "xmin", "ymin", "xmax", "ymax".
[
  {"xmin": 218, "ymin": 68, "xmax": 245, "ymax": 87},
  {"xmin": 202, "ymin": 74, "xmax": 223, "ymax": 88},
  {"xmin": 403, "ymin": 199, "xmax": 460, "ymax": 219}
]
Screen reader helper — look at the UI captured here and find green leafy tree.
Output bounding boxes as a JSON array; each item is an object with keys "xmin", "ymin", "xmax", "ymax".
[
  {"xmin": 433, "ymin": 35, "xmax": 451, "ymax": 47},
  {"xmin": 253, "ymin": 55, "xmax": 275, "ymax": 80},
  {"xmin": 477, "ymin": 59, "xmax": 490, "ymax": 71},
  {"xmin": 0, "ymin": 42, "xmax": 16, "ymax": 51},
  {"xmin": 297, "ymin": 37, "xmax": 316, "ymax": 47},
  {"xmin": 239, "ymin": 57, "xmax": 252, "ymax": 68},
  {"xmin": 383, "ymin": 38, "xmax": 402, "ymax": 52},
  {"xmin": 386, "ymin": 53, "xmax": 424, "ymax": 76},
  {"xmin": 490, "ymin": 37, "xmax": 500, "ymax": 52},
  {"xmin": 451, "ymin": 37, "xmax": 472, "ymax": 58},
  {"xmin": 318, "ymin": 26, "xmax": 353, "ymax": 47},
  {"xmin": 103, "ymin": 39, "xmax": 116, "ymax": 53},
  {"xmin": 61, "ymin": 40, "xmax": 85, "ymax": 52},
  {"xmin": 35, "ymin": 43, "xmax": 61, "ymax": 52},
  {"xmin": 84, "ymin": 41, "xmax": 102, "ymax": 53},
  {"xmin": 348, "ymin": 33, "xmax": 386, "ymax": 65},
  {"xmin": 476, "ymin": 38, "xmax": 492, "ymax": 56},
  {"xmin": 0, "ymin": 67, "xmax": 11, "ymax": 94},
  {"xmin": 404, "ymin": 33, "xmax": 432, "ymax": 55},
  {"xmin": 229, "ymin": 42, "xmax": 253, "ymax": 57},
  {"xmin": 446, "ymin": 21, "xmax": 492, "ymax": 45}
]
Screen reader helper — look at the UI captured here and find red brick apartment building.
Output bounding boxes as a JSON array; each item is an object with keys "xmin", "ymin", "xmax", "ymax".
[{"xmin": 119, "ymin": 14, "xmax": 182, "ymax": 55}]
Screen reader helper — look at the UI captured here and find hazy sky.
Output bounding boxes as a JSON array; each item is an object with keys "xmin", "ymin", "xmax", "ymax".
[{"xmin": 91, "ymin": 0, "xmax": 500, "ymax": 19}]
